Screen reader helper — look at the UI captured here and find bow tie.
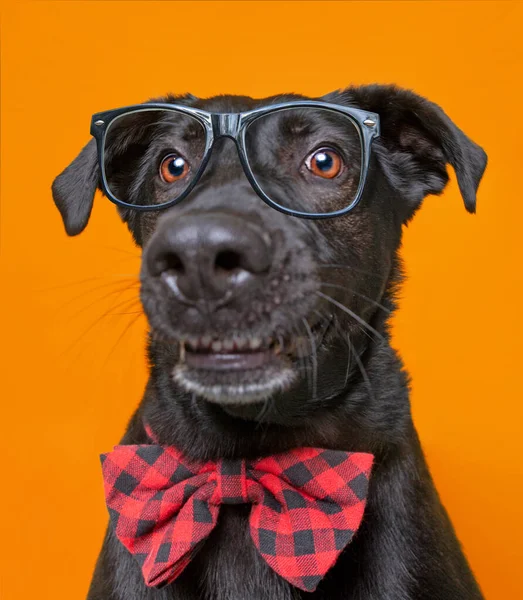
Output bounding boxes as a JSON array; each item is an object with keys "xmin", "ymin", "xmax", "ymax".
[{"xmin": 100, "ymin": 429, "xmax": 373, "ymax": 592}]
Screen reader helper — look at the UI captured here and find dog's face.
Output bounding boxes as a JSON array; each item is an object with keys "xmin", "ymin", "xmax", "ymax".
[{"xmin": 52, "ymin": 85, "xmax": 486, "ymax": 424}]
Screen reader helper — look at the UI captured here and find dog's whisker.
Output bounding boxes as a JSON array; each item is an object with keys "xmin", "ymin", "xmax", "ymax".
[
  {"xmin": 35, "ymin": 275, "xmax": 136, "ymax": 293},
  {"xmin": 315, "ymin": 290, "xmax": 386, "ymax": 344},
  {"xmin": 312, "ymin": 307, "xmax": 353, "ymax": 389},
  {"xmin": 56, "ymin": 278, "xmax": 139, "ymax": 315},
  {"xmin": 97, "ymin": 245, "xmax": 141, "ymax": 258},
  {"xmin": 345, "ymin": 333, "xmax": 376, "ymax": 404},
  {"xmin": 302, "ymin": 317, "xmax": 318, "ymax": 402},
  {"xmin": 104, "ymin": 296, "xmax": 145, "ymax": 316},
  {"xmin": 290, "ymin": 322, "xmax": 312, "ymax": 399},
  {"xmin": 358, "ymin": 325, "xmax": 374, "ymax": 343},
  {"xmin": 101, "ymin": 312, "xmax": 146, "ymax": 369},
  {"xmin": 311, "ymin": 308, "xmax": 328, "ymax": 327},
  {"xmin": 40, "ymin": 273, "xmax": 139, "ymax": 294},
  {"xmin": 105, "ymin": 309, "xmax": 143, "ymax": 317},
  {"xmin": 334, "ymin": 319, "xmax": 353, "ymax": 387},
  {"xmin": 317, "ymin": 263, "xmax": 385, "ymax": 280},
  {"xmin": 297, "ymin": 332, "xmax": 313, "ymax": 400},
  {"xmin": 69, "ymin": 294, "xmax": 141, "ymax": 329},
  {"xmin": 344, "ymin": 333, "xmax": 352, "ymax": 387},
  {"xmin": 254, "ymin": 396, "xmax": 273, "ymax": 426},
  {"xmin": 103, "ymin": 297, "xmax": 144, "ymax": 318},
  {"xmin": 63, "ymin": 283, "xmax": 140, "ymax": 323},
  {"xmin": 59, "ymin": 291, "xmax": 142, "ymax": 358},
  {"xmin": 254, "ymin": 401, "xmax": 267, "ymax": 423},
  {"xmin": 318, "ymin": 281, "xmax": 391, "ymax": 314}
]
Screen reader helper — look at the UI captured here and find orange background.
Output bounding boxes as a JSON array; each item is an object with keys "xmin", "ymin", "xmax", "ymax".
[{"xmin": 1, "ymin": 1, "xmax": 522, "ymax": 598}]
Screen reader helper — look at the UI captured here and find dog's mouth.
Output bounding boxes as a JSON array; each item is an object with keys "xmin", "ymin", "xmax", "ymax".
[
  {"xmin": 182, "ymin": 335, "xmax": 291, "ymax": 370},
  {"xmin": 170, "ymin": 317, "xmax": 332, "ymax": 405}
]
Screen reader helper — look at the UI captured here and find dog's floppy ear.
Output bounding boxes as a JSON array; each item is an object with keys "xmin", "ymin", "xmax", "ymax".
[
  {"xmin": 327, "ymin": 85, "xmax": 487, "ymax": 220},
  {"xmin": 51, "ymin": 139, "xmax": 99, "ymax": 236}
]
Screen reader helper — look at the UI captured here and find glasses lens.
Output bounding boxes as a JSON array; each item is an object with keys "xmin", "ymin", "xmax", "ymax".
[
  {"xmin": 103, "ymin": 109, "xmax": 207, "ymax": 207},
  {"xmin": 244, "ymin": 107, "xmax": 363, "ymax": 215}
]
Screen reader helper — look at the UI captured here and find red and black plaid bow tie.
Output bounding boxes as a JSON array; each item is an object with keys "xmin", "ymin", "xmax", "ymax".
[{"xmin": 101, "ymin": 429, "xmax": 373, "ymax": 592}]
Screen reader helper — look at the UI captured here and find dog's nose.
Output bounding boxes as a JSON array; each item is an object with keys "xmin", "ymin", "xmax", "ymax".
[{"xmin": 144, "ymin": 213, "xmax": 273, "ymax": 307}]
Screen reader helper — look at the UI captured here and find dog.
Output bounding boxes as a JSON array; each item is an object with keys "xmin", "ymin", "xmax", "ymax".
[{"xmin": 52, "ymin": 84, "xmax": 487, "ymax": 600}]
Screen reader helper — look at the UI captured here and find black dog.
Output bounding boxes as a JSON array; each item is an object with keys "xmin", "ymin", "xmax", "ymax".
[{"xmin": 52, "ymin": 84, "xmax": 487, "ymax": 599}]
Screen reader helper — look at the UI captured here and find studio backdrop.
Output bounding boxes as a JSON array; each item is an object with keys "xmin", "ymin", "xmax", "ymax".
[{"xmin": 1, "ymin": 1, "xmax": 522, "ymax": 598}]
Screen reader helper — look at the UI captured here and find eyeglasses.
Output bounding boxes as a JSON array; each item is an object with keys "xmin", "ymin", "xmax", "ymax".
[{"xmin": 90, "ymin": 101, "xmax": 380, "ymax": 220}]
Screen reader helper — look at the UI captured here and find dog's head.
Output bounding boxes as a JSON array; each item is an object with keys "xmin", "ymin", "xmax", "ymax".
[{"xmin": 52, "ymin": 85, "xmax": 486, "ymax": 425}]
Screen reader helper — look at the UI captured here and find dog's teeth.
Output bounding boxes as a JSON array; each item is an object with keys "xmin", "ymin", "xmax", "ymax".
[
  {"xmin": 187, "ymin": 336, "xmax": 199, "ymax": 350},
  {"xmin": 249, "ymin": 337, "xmax": 262, "ymax": 350},
  {"xmin": 211, "ymin": 340, "xmax": 223, "ymax": 352},
  {"xmin": 235, "ymin": 337, "xmax": 247, "ymax": 350},
  {"xmin": 179, "ymin": 335, "xmax": 286, "ymax": 354},
  {"xmin": 223, "ymin": 339, "xmax": 235, "ymax": 351},
  {"xmin": 201, "ymin": 335, "xmax": 212, "ymax": 349}
]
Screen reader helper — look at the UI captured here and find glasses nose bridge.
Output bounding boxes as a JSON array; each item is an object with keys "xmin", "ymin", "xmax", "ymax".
[{"xmin": 212, "ymin": 113, "xmax": 241, "ymax": 140}]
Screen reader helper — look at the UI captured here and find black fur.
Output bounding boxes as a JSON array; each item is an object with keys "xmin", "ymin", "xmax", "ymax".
[{"xmin": 52, "ymin": 84, "xmax": 487, "ymax": 599}]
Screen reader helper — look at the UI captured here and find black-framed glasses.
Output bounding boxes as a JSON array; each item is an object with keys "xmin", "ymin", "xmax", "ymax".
[{"xmin": 90, "ymin": 101, "xmax": 380, "ymax": 220}]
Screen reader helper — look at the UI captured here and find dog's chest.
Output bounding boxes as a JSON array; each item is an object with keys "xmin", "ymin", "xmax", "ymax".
[{"xmin": 188, "ymin": 505, "xmax": 300, "ymax": 600}]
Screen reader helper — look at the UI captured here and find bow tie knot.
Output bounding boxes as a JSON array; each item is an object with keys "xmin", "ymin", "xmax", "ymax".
[
  {"xmin": 212, "ymin": 459, "xmax": 250, "ymax": 505},
  {"xmin": 101, "ymin": 431, "xmax": 373, "ymax": 593}
]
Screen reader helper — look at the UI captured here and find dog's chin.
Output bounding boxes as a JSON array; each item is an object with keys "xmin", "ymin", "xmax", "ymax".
[
  {"xmin": 173, "ymin": 363, "xmax": 296, "ymax": 405},
  {"xmin": 172, "ymin": 341, "xmax": 297, "ymax": 405}
]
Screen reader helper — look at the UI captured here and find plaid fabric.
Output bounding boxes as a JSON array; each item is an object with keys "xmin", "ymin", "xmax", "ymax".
[{"xmin": 100, "ymin": 427, "xmax": 373, "ymax": 593}]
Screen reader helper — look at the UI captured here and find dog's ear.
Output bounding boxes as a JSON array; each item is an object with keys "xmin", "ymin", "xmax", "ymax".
[
  {"xmin": 51, "ymin": 139, "xmax": 99, "ymax": 236},
  {"xmin": 327, "ymin": 85, "xmax": 487, "ymax": 220}
]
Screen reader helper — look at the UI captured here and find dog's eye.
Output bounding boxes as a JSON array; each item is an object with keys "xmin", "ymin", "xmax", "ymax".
[
  {"xmin": 305, "ymin": 148, "xmax": 343, "ymax": 179},
  {"xmin": 159, "ymin": 154, "xmax": 190, "ymax": 183}
]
